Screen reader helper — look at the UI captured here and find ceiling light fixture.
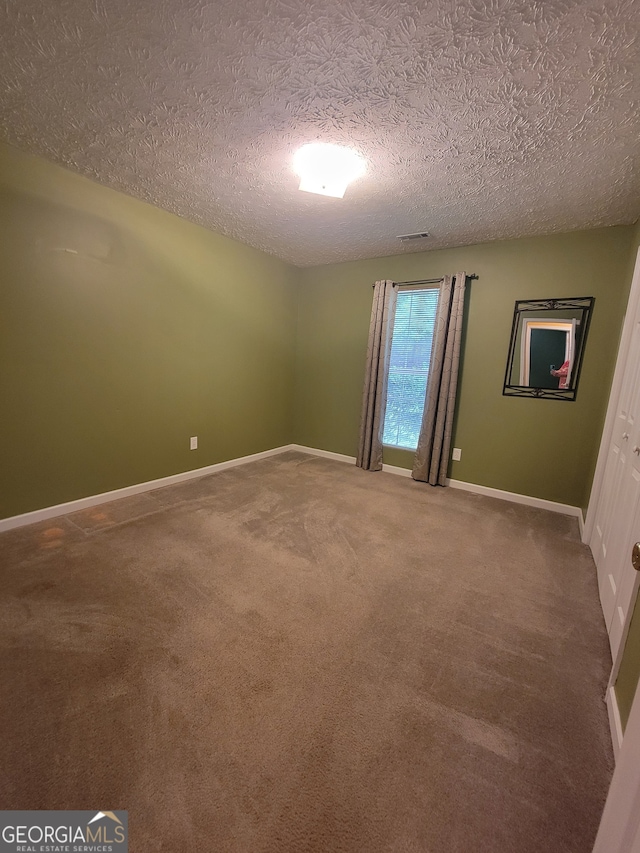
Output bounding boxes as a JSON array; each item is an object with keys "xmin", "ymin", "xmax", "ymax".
[{"xmin": 293, "ymin": 143, "xmax": 366, "ymax": 198}]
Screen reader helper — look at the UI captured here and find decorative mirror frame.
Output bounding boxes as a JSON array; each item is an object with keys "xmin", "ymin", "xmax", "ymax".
[{"xmin": 503, "ymin": 297, "xmax": 595, "ymax": 400}]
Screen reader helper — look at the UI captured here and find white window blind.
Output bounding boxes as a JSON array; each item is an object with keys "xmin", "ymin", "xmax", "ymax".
[{"xmin": 383, "ymin": 287, "xmax": 439, "ymax": 450}]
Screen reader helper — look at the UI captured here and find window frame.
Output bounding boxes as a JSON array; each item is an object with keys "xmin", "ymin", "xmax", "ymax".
[{"xmin": 382, "ymin": 284, "xmax": 440, "ymax": 451}]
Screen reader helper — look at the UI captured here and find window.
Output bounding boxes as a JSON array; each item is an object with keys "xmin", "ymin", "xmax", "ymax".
[{"xmin": 382, "ymin": 287, "xmax": 439, "ymax": 450}]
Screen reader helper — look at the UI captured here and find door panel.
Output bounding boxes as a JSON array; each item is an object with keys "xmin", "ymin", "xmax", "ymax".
[
  {"xmin": 608, "ymin": 469, "xmax": 640, "ymax": 659},
  {"xmin": 529, "ymin": 328, "xmax": 568, "ymax": 389},
  {"xmin": 593, "ymin": 442, "xmax": 622, "ymax": 564},
  {"xmin": 598, "ymin": 445, "xmax": 628, "ymax": 628}
]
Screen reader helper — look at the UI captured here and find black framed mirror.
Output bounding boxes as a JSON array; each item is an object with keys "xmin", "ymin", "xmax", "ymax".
[{"xmin": 503, "ymin": 297, "xmax": 594, "ymax": 400}]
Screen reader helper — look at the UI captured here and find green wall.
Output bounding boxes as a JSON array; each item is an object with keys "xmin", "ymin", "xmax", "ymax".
[
  {"xmin": 0, "ymin": 143, "xmax": 297, "ymax": 518},
  {"xmin": 616, "ymin": 600, "xmax": 640, "ymax": 731},
  {"xmin": 614, "ymin": 218, "xmax": 640, "ymax": 731},
  {"xmin": 1, "ymin": 138, "xmax": 636, "ymax": 527},
  {"xmin": 293, "ymin": 227, "xmax": 634, "ymax": 510}
]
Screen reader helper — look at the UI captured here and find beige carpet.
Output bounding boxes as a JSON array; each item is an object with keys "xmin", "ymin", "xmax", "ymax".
[{"xmin": 0, "ymin": 451, "xmax": 613, "ymax": 851}]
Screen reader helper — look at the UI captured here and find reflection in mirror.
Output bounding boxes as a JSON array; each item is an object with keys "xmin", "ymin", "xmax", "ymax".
[{"xmin": 503, "ymin": 298, "xmax": 594, "ymax": 400}]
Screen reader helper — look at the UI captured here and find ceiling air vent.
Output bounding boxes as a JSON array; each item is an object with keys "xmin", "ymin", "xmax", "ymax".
[{"xmin": 397, "ymin": 232, "xmax": 430, "ymax": 241}]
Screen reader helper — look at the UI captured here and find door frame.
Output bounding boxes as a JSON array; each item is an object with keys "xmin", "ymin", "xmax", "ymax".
[
  {"xmin": 519, "ymin": 318, "xmax": 575, "ymax": 386},
  {"xmin": 593, "ymin": 672, "xmax": 640, "ymax": 852},
  {"xmin": 606, "ymin": 607, "xmax": 638, "ymax": 759}
]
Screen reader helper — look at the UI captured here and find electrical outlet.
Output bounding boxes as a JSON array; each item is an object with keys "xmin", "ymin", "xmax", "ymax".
[
  {"xmin": 190, "ymin": 436, "xmax": 198, "ymax": 450},
  {"xmin": 452, "ymin": 447, "xmax": 462, "ymax": 461}
]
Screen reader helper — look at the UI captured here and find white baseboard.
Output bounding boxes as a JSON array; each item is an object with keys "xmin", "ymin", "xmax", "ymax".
[
  {"xmin": 447, "ymin": 477, "xmax": 583, "ymax": 519},
  {"xmin": 0, "ymin": 444, "xmax": 296, "ymax": 533},
  {"xmin": 290, "ymin": 445, "xmax": 357, "ymax": 465},
  {"xmin": 578, "ymin": 510, "xmax": 585, "ymax": 541},
  {"xmin": 290, "ymin": 444, "xmax": 582, "ymax": 518},
  {"xmin": 382, "ymin": 462, "xmax": 413, "ymax": 478},
  {"xmin": 1, "ymin": 442, "xmax": 584, "ymax": 533},
  {"xmin": 607, "ymin": 684, "xmax": 625, "ymax": 759}
]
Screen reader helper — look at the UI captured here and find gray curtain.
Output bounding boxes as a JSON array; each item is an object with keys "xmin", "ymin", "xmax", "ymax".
[
  {"xmin": 356, "ymin": 280, "xmax": 397, "ymax": 471},
  {"xmin": 412, "ymin": 272, "xmax": 467, "ymax": 485}
]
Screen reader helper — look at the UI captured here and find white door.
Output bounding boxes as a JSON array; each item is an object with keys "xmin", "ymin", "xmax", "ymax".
[{"xmin": 589, "ymin": 249, "xmax": 640, "ymax": 661}]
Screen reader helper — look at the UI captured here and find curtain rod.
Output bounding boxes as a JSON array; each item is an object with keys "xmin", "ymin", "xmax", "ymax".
[
  {"xmin": 398, "ymin": 274, "xmax": 478, "ymax": 286},
  {"xmin": 372, "ymin": 274, "xmax": 478, "ymax": 288}
]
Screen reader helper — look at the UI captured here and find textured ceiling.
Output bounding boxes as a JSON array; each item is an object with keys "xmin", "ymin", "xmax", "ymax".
[{"xmin": 0, "ymin": 0, "xmax": 638, "ymax": 266}]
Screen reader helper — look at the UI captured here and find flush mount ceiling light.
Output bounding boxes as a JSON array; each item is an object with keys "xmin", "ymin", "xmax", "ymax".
[{"xmin": 293, "ymin": 143, "xmax": 366, "ymax": 198}]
